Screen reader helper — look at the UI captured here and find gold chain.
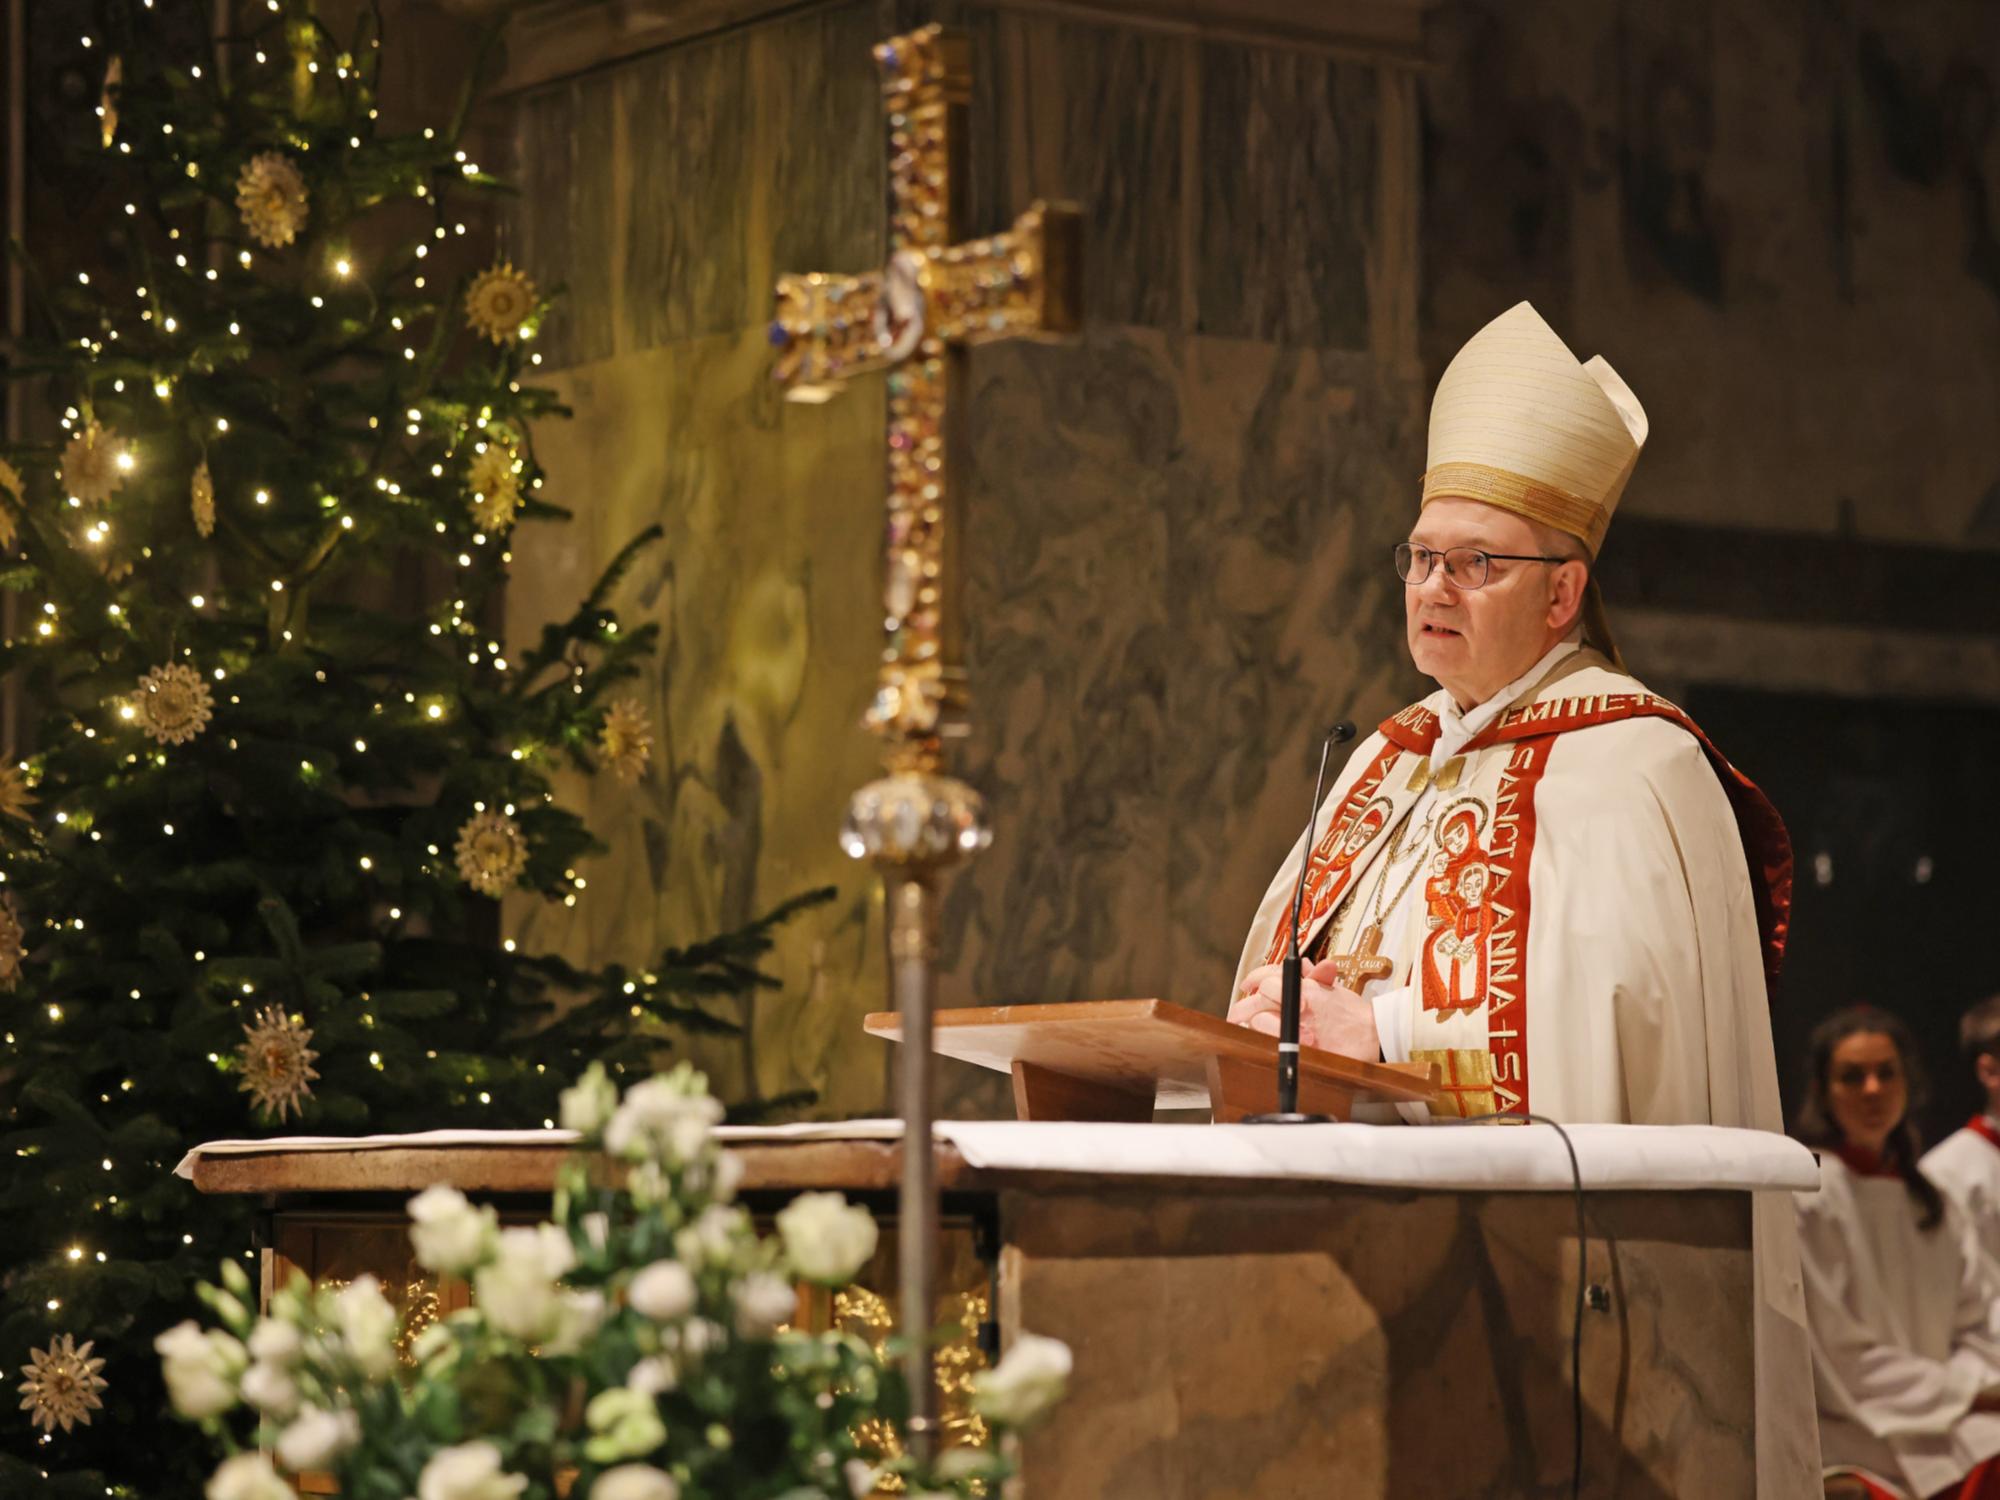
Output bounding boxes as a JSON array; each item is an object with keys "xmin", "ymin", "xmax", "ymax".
[{"xmin": 1367, "ymin": 811, "xmax": 1433, "ymax": 929}]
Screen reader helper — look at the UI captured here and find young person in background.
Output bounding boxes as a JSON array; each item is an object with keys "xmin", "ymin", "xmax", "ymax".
[{"xmin": 1795, "ymin": 1007, "xmax": 2000, "ymax": 1500}]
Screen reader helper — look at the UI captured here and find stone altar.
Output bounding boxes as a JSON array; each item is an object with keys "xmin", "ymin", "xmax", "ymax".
[{"xmin": 180, "ymin": 1120, "xmax": 1816, "ymax": 1499}]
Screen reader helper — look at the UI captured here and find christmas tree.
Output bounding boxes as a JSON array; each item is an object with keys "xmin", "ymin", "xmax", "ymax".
[{"xmin": 0, "ymin": 5, "xmax": 822, "ymax": 1493}]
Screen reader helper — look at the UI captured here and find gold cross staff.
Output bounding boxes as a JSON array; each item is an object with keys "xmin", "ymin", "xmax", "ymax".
[
  {"xmin": 770, "ymin": 25, "xmax": 1081, "ymax": 769},
  {"xmin": 768, "ymin": 24, "xmax": 1081, "ymax": 1462}
]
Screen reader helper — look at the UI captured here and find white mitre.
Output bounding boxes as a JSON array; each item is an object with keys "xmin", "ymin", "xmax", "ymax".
[{"xmin": 1421, "ymin": 301, "xmax": 1649, "ymax": 557}]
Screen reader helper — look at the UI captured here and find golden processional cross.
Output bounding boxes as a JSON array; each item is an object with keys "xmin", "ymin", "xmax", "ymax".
[{"xmin": 769, "ymin": 24, "xmax": 1081, "ymax": 1457}]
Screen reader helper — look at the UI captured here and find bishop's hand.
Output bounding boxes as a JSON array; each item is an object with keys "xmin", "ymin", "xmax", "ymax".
[{"xmin": 1228, "ymin": 958, "xmax": 1381, "ymax": 1061}]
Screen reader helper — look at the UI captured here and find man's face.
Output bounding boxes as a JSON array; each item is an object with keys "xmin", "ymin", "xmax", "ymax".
[{"xmin": 1404, "ymin": 498, "xmax": 1581, "ymax": 708}]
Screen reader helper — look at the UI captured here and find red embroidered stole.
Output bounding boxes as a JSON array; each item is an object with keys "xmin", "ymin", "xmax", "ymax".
[{"xmin": 1368, "ymin": 688, "xmax": 1793, "ymax": 1117}]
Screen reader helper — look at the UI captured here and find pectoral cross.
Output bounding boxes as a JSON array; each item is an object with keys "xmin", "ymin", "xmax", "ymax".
[
  {"xmin": 1329, "ymin": 923, "xmax": 1395, "ymax": 992},
  {"xmin": 769, "ymin": 24, "xmax": 1081, "ymax": 772}
]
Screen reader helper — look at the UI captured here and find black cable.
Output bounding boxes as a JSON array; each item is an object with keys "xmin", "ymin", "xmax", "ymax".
[{"xmin": 1433, "ymin": 1111, "xmax": 1587, "ymax": 1500}]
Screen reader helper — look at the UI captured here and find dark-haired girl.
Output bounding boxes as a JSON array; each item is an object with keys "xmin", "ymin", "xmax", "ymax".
[{"xmin": 1795, "ymin": 1007, "xmax": 2000, "ymax": 1499}]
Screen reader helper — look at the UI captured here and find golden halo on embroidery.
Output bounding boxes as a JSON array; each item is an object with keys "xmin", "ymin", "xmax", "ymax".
[
  {"xmin": 1433, "ymin": 796, "xmax": 1491, "ymax": 856},
  {"xmin": 1330, "ymin": 796, "xmax": 1394, "ymax": 864}
]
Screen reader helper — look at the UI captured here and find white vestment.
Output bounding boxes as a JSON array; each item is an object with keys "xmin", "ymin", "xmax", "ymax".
[
  {"xmin": 1924, "ymin": 1122, "xmax": 2000, "ymax": 1271},
  {"xmin": 1232, "ymin": 645, "xmax": 1819, "ymax": 1495},
  {"xmin": 1796, "ymin": 1155, "xmax": 2000, "ymax": 1497}
]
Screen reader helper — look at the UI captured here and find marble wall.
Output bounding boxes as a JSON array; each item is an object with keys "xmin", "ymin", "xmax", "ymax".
[
  {"xmin": 502, "ymin": 0, "xmax": 1427, "ymax": 1117},
  {"xmin": 1421, "ymin": 0, "xmax": 2000, "ymax": 550}
]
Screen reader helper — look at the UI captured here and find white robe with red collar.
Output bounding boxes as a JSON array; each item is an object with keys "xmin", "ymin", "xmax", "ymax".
[
  {"xmin": 1922, "ymin": 1120, "xmax": 2000, "ymax": 1272},
  {"xmin": 1231, "ymin": 646, "xmax": 1815, "ymax": 1494},
  {"xmin": 1796, "ymin": 1155, "xmax": 2000, "ymax": 1497}
]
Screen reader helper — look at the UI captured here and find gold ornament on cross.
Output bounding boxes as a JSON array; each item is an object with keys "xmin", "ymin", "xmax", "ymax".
[{"xmin": 770, "ymin": 23, "xmax": 1080, "ymax": 776}]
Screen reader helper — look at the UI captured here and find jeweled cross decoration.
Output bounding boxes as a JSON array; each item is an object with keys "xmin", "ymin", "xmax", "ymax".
[
  {"xmin": 771, "ymin": 24, "xmax": 1080, "ymax": 768},
  {"xmin": 1329, "ymin": 923, "xmax": 1396, "ymax": 992},
  {"xmin": 768, "ymin": 24, "xmax": 1080, "ymax": 1462}
]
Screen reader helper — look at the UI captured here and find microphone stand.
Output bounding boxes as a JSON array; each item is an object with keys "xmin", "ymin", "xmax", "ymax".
[{"xmin": 1248, "ymin": 722, "xmax": 1353, "ymax": 1124}]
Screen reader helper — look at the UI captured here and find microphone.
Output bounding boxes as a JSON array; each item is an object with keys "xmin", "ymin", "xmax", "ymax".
[{"xmin": 1251, "ymin": 719, "xmax": 1357, "ymax": 1124}]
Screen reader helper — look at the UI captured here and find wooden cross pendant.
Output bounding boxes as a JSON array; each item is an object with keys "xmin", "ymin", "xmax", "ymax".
[
  {"xmin": 1329, "ymin": 923, "xmax": 1395, "ymax": 992},
  {"xmin": 768, "ymin": 25, "xmax": 1081, "ymax": 771}
]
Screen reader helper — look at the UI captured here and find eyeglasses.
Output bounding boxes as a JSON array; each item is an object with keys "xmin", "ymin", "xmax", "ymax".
[{"xmin": 1393, "ymin": 543, "xmax": 1573, "ymax": 590}]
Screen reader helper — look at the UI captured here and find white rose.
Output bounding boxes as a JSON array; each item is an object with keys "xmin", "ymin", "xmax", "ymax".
[
  {"xmin": 730, "ymin": 1271, "xmax": 797, "ymax": 1337},
  {"xmin": 474, "ymin": 1224, "xmax": 576, "ymax": 1343},
  {"xmin": 672, "ymin": 1319, "xmax": 723, "ymax": 1363},
  {"xmin": 844, "ymin": 1459, "xmax": 877, "ymax": 1498},
  {"xmin": 625, "ymin": 1355, "xmax": 678, "ymax": 1397},
  {"xmin": 589, "ymin": 1463, "xmax": 679, "ymax": 1500},
  {"xmin": 155, "ymin": 1320, "xmax": 245, "ymax": 1419},
  {"xmin": 543, "ymin": 1289, "xmax": 607, "ymax": 1356},
  {"xmin": 335, "ymin": 1275, "xmax": 399, "ymax": 1379},
  {"xmin": 603, "ymin": 1077, "xmax": 722, "ymax": 1164},
  {"xmin": 560, "ymin": 1063, "xmax": 620, "ymax": 1135},
  {"xmin": 276, "ymin": 1405, "xmax": 359, "ymax": 1471},
  {"xmin": 408, "ymin": 1185, "xmax": 499, "ymax": 1276},
  {"xmin": 416, "ymin": 1441, "xmax": 529, "ymax": 1500},
  {"xmin": 247, "ymin": 1318, "xmax": 302, "ymax": 1368},
  {"xmin": 411, "ymin": 1321, "xmax": 456, "ymax": 1367},
  {"xmin": 206, "ymin": 1452, "xmax": 293, "ymax": 1500},
  {"xmin": 970, "ymin": 1332, "xmax": 1071, "ymax": 1428},
  {"xmin": 627, "ymin": 1260, "xmax": 696, "ymax": 1322},
  {"xmin": 673, "ymin": 1206, "xmax": 745, "ymax": 1271},
  {"xmin": 712, "ymin": 1150, "xmax": 745, "ymax": 1201},
  {"xmin": 776, "ymin": 1192, "xmax": 880, "ymax": 1285},
  {"xmin": 239, "ymin": 1360, "xmax": 299, "ymax": 1418}
]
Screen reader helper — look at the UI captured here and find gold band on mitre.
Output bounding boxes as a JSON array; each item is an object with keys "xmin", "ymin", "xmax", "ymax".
[{"xmin": 1421, "ymin": 461, "xmax": 1611, "ymax": 556}]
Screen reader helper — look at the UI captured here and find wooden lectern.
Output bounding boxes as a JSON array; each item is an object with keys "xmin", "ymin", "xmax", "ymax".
[{"xmin": 863, "ymin": 998, "xmax": 1440, "ymax": 1121}]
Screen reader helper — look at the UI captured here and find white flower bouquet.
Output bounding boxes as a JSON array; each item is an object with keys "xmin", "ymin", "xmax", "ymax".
[{"xmin": 161, "ymin": 1063, "xmax": 1068, "ymax": 1499}]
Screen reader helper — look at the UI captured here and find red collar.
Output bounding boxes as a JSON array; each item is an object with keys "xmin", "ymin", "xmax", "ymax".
[
  {"xmin": 1966, "ymin": 1116, "xmax": 2000, "ymax": 1154},
  {"xmin": 1835, "ymin": 1144, "xmax": 1902, "ymax": 1180}
]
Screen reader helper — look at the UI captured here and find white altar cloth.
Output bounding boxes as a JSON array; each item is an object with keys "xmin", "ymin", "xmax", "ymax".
[{"xmin": 177, "ymin": 1120, "xmax": 1818, "ymax": 1195}]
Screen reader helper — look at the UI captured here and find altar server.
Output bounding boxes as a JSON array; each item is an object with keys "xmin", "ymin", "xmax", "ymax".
[
  {"xmin": 1921, "ymin": 996, "xmax": 2000, "ymax": 1268},
  {"xmin": 1795, "ymin": 1007, "xmax": 2000, "ymax": 1500}
]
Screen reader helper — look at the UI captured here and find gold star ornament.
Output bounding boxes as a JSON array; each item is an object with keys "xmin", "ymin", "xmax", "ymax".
[
  {"xmin": 236, "ymin": 151, "xmax": 309, "ymax": 249},
  {"xmin": 132, "ymin": 663, "xmax": 215, "ymax": 747},
  {"xmin": 61, "ymin": 424, "xmax": 129, "ymax": 507},
  {"xmin": 455, "ymin": 809, "xmax": 529, "ymax": 898},
  {"xmin": 599, "ymin": 699, "xmax": 652, "ymax": 785},
  {"xmin": 191, "ymin": 461, "xmax": 216, "ymax": 538},
  {"xmin": 467, "ymin": 443, "xmax": 521, "ymax": 534},
  {"xmin": 464, "ymin": 262, "xmax": 539, "ymax": 344},
  {"xmin": 18, "ymin": 1334, "xmax": 108, "ymax": 1435},
  {"xmin": 238, "ymin": 1005, "xmax": 320, "ymax": 1122}
]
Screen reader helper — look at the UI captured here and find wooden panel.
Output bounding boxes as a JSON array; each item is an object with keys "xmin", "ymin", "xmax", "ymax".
[
  {"xmin": 1010, "ymin": 1059, "xmax": 1157, "ymax": 1121},
  {"xmin": 865, "ymin": 998, "xmax": 1439, "ymax": 1109}
]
